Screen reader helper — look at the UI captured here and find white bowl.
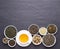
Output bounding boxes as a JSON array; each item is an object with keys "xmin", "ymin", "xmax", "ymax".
[
  {"xmin": 32, "ymin": 34, "xmax": 42, "ymax": 45},
  {"xmin": 39, "ymin": 27, "xmax": 47, "ymax": 35},
  {"xmin": 4, "ymin": 25, "xmax": 18, "ymax": 39},
  {"xmin": 47, "ymin": 24, "xmax": 58, "ymax": 34},
  {"xmin": 28, "ymin": 24, "xmax": 39, "ymax": 35},
  {"xmin": 8, "ymin": 39, "xmax": 16, "ymax": 47},
  {"xmin": 42, "ymin": 34, "xmax": 56, "ymax": 47}
]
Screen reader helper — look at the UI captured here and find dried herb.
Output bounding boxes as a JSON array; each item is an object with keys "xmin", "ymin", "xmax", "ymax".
[
  {"xmin": 32, "ymin": 34, "xmax": 42, "ymax": 45},
  {"xmin": 28, "ymin": 24, "xmax": 39, "ymax": 35},
  {"xmin": 2, "ymin": 38, "xmax": 8, "ymax": 44},
  {"xmin": 5, "ymin": 26, "xmax": 17, "ymax": 38},
  {"xmin": 43, "ymin": 34, "xmax": 56, "ymax": 47},
  {"xmin": 9, "ymin": 40, "xmax": 15, "ymax": 46},
  {"xmin": 47, "ymin": 24, "xmax": 57, "ymax": 34}
]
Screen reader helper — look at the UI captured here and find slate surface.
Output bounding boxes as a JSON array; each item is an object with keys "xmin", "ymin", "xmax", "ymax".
[{"xmin": 0, "ymin": 0, "xmax": 60, "ymax": 49}]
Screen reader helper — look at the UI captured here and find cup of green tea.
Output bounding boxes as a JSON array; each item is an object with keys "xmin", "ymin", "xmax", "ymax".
[{"xmin": 4, "ymin": 25, "xmax": 18, "ymax": 39}]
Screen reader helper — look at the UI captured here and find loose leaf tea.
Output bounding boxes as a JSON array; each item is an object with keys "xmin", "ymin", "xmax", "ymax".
[
  {"xmin": 28, "ymin": 24, "xmax": 39, "ymax": 35},
  {"xmin": 32, "ymin": 34, "xmax": 42, "ymax": 45},
  {"xmin": 9, "ymin": 40, "xmax": 15, "ymax": 46},
  {"xmin": 47, "ymin": 24, "xmax": 57, "ymax": 34},
  {"xmin": 5, "ymin": 26, "xmax": 17, "ymax": 38},
  {"xmin": 39, "ymin": 27, "xmax": 47, "ymax": 35},
  {"xmin": 2, "ymin": 38, "xmax": 8, "ymax": 44},
  {"xmin": 43, "ymin": 34, "xmax": 56, "ymax": 47}
]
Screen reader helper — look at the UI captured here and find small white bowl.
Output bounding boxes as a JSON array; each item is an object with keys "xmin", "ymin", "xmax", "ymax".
[
  {"xmin": 4, "ymin": 25, "xmax": 18, "ymax": 39},
  {"xmin": 39, "ymin": 27, "xmax": 47, "ymax": 35},
  {"xmin": 32, "ymin": 34, "xmax": 42, "ymax": 45},
  {"xmin": 2, "ymin": 37, "xmax": 8, "ymax": 44},
  {"xmin": 8, "ymin": 39, "xmax": 16, "ymax": 47},
  {"xmin": 28, "ymin": 24, "xmax": 39, "ymax": 35},
  {"xmin": 47, "ymin": 24, "xmax": 58, "ymax": 34}
]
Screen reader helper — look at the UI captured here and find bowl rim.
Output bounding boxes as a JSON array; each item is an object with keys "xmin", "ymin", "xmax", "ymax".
[
  {"xmin": 4, "ymin": 25, "xmax": 18, "ymax": 39},
  {"xmin": 8, "ymin": 39, "xmax": 16, "ymax": 47},
  {"xmin": 47, "ymin": 24, "xmax": 58, "ymax": 34},
  {"xmin": 32, "ymin": 34, "xmax": 43, "ymax": 45},
  {"xmin": 28, "ymin": 24, "xmax": 39, "ymax": 35},
  {"xmin": 39, "ymin": 27, "xmax": 47, "ymax": 35},
  {"xmin": 42, "ymin": 34, "xmax": 56, "ymax": 47},
  {"xmin": 2, "ymin": 37, "xmax": 8, "ymax": 44}
]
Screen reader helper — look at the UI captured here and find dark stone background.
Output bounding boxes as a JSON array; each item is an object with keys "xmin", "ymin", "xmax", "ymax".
[{"xmin": 0, "ymin": 0, "xmax": 60, "ymax": 49}]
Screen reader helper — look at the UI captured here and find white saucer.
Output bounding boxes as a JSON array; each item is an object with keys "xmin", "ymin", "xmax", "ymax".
[{"xmin": 16, "ymin": 30, "xmax": 32, "ymax": 47}]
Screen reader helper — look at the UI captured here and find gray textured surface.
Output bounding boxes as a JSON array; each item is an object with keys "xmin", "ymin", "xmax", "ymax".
[{"xmin": 0, "ymin": 0, "xmax": 60, "ymax": 49}]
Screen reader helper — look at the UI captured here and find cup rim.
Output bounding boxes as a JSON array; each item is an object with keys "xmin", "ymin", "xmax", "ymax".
[
  {"xmin": 28, "ymin": 24, "xmax": 39, "ymax": 35},
  {"xmin": 4, "ymin": 25, "xmax": 18, "ymax": 39},
  {"xmin": 47, "ymin": 24, "xmax": 58, "ymax": 34},
  {"xmin": 42, "ymin": 34, "xmax": 56, "ymax": 47},
  {"xmin": 8, "ymin": 39, "xmax": 16, "ymax": 47}
]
